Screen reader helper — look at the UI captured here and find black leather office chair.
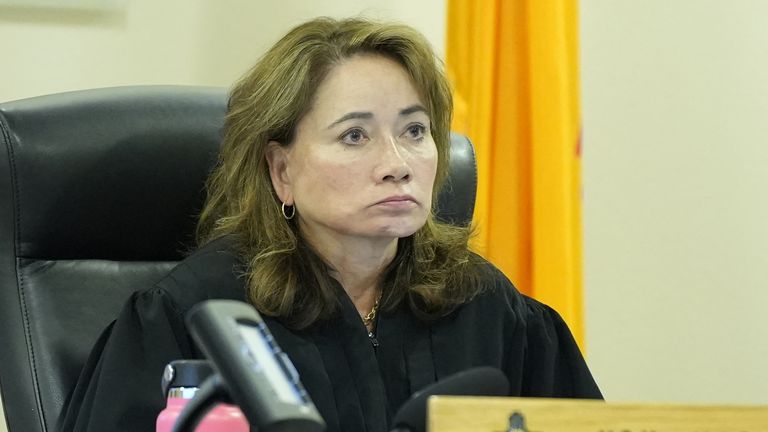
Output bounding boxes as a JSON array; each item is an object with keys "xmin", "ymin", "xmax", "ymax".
[{"xmin": 0, "ymin": 86, "xmax": 477, "ymax": 432}]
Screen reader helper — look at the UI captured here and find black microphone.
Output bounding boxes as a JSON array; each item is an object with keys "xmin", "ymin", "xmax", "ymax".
[
  {"xmin": 390, "ymin": 366, "xmax": 509, "ymax": 432},
  {"xmin": 183, "ymin": 300, "xmax": 325, "ymax": 432}
]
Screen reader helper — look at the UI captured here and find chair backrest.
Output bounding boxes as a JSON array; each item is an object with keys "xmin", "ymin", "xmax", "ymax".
[{"xmin": 0, "ymin": 86, "xmax": 477, "ymax": 432}]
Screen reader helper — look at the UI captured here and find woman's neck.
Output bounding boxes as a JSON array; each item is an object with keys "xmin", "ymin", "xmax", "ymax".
[{"xmin": 300, "ymin": 224, "xmax": 397, "ymax": 315}]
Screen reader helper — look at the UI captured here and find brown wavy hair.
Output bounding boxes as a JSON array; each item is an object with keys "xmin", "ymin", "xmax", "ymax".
[{"xmin": 197, "ymin": 17, "xmax": 486, "ymax": 329}]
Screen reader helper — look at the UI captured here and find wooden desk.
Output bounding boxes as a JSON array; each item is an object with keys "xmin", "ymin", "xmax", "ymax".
[{"xmin": 428, "ymin": 396, "xmax": 768, "ymax": 432}]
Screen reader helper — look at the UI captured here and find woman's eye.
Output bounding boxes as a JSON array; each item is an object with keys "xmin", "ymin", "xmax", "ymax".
[
  {"xmin": 404, "ymin": 124, "xmax": 427, "ymax": 140},
  {"xmin": 340, "ymin": 128, "xmax": 368, "ymax": 145}
]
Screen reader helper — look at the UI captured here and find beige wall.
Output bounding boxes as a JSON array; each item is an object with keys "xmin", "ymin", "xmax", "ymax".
[
  {"xmin": 0, "ymin": 2, "xmax": 445, "ymax": 430},
  {"xmin": 0, "ymin": 0, "xmax": 445, "ymax": 102},
  {"xmin": 582, "ymin": 0, "xmax": 768, "ymax": 404}
]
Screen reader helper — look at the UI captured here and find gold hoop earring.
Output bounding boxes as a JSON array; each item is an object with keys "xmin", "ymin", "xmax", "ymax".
[{"xmin": 281, "ymin": 202, "xmax": 295, "ymax": 220}]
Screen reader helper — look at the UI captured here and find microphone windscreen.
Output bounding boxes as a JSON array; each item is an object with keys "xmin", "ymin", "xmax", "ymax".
[{"xmin": 391, "ymin": 366, "xmax": 509, "ymax": 432}]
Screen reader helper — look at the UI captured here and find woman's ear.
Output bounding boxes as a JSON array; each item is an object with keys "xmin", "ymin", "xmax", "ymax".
[{"xmin": 265, "ymin": 141, "xmax": 292, "ymax": 204}]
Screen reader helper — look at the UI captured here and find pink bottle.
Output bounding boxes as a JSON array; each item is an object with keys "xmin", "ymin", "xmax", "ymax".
[{"xmin": 156, "ymin": 360, "xmax": 249, "ymax": 432}]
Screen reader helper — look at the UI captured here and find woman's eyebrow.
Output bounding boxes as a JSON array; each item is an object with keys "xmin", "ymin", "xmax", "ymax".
[
  {"xmin": 326, "ymin": 105, "xmax": 427, "ymax": 129},
  {"xmin": 399, "ymin": 104, "xmax": 428, "ymax": 116},
  {"xmin": 326, "ymin": 111, "xmax": 373, "ymax": 129}
]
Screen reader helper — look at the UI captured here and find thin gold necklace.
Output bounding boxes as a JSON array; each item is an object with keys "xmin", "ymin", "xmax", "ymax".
[{"xmin": 361, "ymin": 292, "xmax": 382, "ymax": 328}]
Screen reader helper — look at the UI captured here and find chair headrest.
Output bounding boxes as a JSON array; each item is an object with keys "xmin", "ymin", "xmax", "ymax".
[{"xmin": 1, "ymin": 86, "xmax": 226, "ymax": 261}]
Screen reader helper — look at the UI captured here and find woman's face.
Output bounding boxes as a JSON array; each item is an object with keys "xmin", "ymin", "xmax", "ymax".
[{"xmin": 267, "ymin": 53, "xmax": 438, "ymax": 245}]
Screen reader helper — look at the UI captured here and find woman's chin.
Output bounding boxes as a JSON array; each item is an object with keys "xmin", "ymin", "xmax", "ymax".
[{"xmin": 371, "ymin": 219, "xmax": 426, "ymax": 239}]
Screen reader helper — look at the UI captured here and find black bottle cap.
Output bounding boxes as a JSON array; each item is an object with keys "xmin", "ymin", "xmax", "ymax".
[{"xmin": 161, "ymin": 359, "xmax": 214, "ymax": 397}]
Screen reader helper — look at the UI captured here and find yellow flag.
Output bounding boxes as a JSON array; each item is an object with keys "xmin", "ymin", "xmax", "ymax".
[{"xmin": 446, "ymin": 0, "xmax": 584, "ymax": 348}]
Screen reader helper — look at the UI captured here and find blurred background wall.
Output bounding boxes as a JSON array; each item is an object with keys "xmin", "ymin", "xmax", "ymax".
[
  {"xmin": 0, "ymin": 0, "xmax": 445, "ymax": 101},
  {"xmin": 2, "ymin": 0, "xmax": 767, "ymax": 430},
  {"xmin": 581, "ymin": 0, "xmax": 768, "ymax": 404}
]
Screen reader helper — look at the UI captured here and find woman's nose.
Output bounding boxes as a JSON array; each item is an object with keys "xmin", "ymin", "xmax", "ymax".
[{"xmin": 377, "ymin": 136, "xmax": 411, "ymax": 182}]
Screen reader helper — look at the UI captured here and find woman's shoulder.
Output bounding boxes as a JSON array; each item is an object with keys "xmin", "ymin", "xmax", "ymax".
[
  {"xmin": 464, "ymin": 253, "xmax": 522, "ymax": 306},
  {"xmin": 140, "ymin": 236, "xmax": 247, "ymax": 314},
  {"xmin": 174, "ymin": 236, "xmax": 245, "ymax": 280},
  {"xmin": 462, "ymin": 254, "xmax": 567, "ymax": 324},
  {"xmin": 457, "ymin": 255, "xmax": 602, "ymax": 399}
]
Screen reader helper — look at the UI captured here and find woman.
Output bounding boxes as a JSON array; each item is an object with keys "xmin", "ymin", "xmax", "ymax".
[{"xmin": 59, "ymin": 17, "xmax": 601, "ymax": 432}]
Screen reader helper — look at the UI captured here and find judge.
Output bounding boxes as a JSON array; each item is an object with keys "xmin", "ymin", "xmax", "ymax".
[{"xmin": 58, "ymin": 17, "xmax": 602, "ymax": 432}]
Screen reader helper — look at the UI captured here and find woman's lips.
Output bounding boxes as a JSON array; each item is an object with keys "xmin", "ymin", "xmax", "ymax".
[{"xmin": 374, "ymin": 195, "xmax": 418, "ymax": 209}]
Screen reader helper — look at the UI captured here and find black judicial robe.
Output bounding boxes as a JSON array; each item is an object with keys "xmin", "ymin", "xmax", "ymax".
[{"xmin": 58, "ymin": 237, "xmax": 602, "ymax": 432}]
